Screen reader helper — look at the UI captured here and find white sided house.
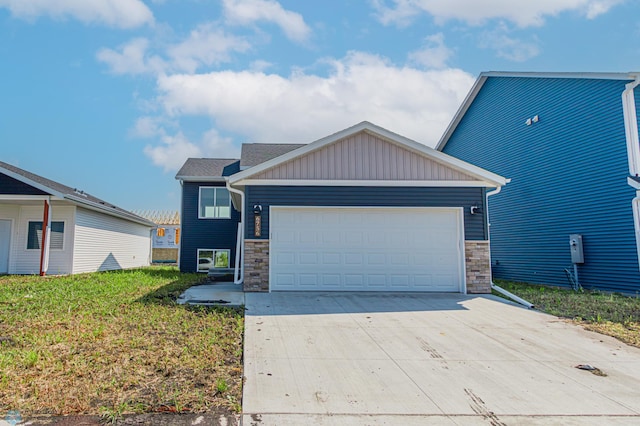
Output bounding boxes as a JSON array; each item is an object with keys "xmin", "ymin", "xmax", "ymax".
[{"xmin": 0, "ymin": 161, "xmax": 154, "ymax": 275}]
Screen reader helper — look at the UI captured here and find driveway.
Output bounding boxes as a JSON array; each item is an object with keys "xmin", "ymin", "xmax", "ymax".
[{"xmin": 242, "ymin": 293, "xmax": 640, "ymax": 425}]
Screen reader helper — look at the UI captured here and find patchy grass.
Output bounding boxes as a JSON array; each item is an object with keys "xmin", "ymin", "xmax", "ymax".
[
  {"xmin": 494, "ymin": 280, "xmax": 640, "ymax": 347},
  {"xmin": 0, "ymin": 267, "xmax": 244, "ymax": 418}
]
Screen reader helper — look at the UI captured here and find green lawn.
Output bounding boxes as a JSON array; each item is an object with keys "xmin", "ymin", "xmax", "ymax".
[
  {"xmin": 494, "ymin": 279, "xmax": 640, "ymax": 348},
  {"xmin": 0, "ymin": 267, "xmax": 244, "ymax": 419}
]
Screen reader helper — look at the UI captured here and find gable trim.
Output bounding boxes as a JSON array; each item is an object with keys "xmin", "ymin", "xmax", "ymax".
[
  {"xmin": 233, "ymin": 179, "xmax": 496, "ymax": 187},
  {"xmin": 0, "ymin": 167, "xmax": 62, "ymax": 198},
  {"xmin": 229, "ymin": 121, "xmax": 507, "ymax": 187}
]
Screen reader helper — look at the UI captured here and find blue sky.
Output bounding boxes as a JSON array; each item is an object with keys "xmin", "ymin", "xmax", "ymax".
[{"xmin": 1, "ymin": 0, "xmax": 638, "ymax": 212}]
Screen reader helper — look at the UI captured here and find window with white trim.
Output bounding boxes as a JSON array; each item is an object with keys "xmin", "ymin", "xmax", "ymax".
[
  {"xmin": 27, "ymin": 221, "xmax": 65, "ymax": 250},
  {"xmin": 197, "ymin": 249, "xmax": 230, "ymax": 272},
  {"xmin": 199, "ymin": 187, "xmax": 231, "ymax": 219}
]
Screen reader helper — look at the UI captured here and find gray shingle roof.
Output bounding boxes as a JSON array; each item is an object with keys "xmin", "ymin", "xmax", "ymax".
[
  {"xmin": 240, "ymin": 144, "xmax": 305, "ymax": 168},
  {"xmin": 0, "ymin": 161, "xmax": 154, "ymax": 226},
  {"xmin": 175, "ymin": 158, "xmax": 240, "ymax": 180}
]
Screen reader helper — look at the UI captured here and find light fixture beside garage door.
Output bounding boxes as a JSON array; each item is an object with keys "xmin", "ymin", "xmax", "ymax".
[{"xmin": 253, "ymin": 204, "xmax": 262, "ymax": 237}]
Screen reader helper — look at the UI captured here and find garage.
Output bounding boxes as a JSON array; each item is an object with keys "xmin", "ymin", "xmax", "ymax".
[{"xmin": 270, "ymin": 206, "xmax": 465, "ymax": 292}]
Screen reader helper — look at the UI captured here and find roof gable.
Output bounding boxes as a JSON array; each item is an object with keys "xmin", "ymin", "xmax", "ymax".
[
  {"xmin": 436, "ymin": 71, "xmax": 639, "ymax": 151},
  {"xmin": 229, "ymin": 121, "xmax": 507, "ymax": 187},
  {"xmin": 251, "ymin": 130, "xmax": 477, "ymax": 181}
]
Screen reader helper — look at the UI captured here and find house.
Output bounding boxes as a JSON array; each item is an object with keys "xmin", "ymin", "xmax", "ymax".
[
  {"xmin": 0, "ymin": 161, "xmax": 154, "ymax": 275},
  {"xmin": 437, "ymin": 72, "xmax": 640, "ymax": 294},
  {"xmin": 133, "ymin": 210, "xmax": 181, "ymax": 264},
  {"xmin": 176, "ymin": 121, "xmax": 507, "ymax": 293}
]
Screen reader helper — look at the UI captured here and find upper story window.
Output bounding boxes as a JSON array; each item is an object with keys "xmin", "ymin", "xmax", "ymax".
[
  {"xmin": 27, "ymin": 221, "xmax": 65, "ymax": 250},
  {"xmin": 199, "ymin": 187, "xmax": 231, "ymax": 219}
]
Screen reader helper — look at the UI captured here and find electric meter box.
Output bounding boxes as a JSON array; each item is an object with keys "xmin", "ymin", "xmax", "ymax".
[{"xmin": 569, "ymin": 234, "xmax": 584, "ymax": 264}]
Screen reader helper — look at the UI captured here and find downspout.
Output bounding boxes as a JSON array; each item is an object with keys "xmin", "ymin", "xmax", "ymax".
[
  {"xmin": 39, "ymin": 197, "xmax": 52, "ymax": 276},
  {"xmin": 623, "ymin": 76, "xmax": 640, "ymax": 271},
  {"xmin": 226, "ymin": 179, "xmax": 244, "ymax": 285},
  {"xmin": 486, "ymin": 186, "xmax": 535, "ymax": 309}
]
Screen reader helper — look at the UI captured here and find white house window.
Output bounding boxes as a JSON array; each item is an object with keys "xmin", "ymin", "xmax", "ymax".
[
  {"xmin": 197, "ymin": 249, "xmax": 230, "ymax": 272},
  {"xmin": 27, "ymin": 221, "xmax": 65, "ymax": 250},
  {"xmin": 199, "ymin": 187, "xmax": 231, "ymax": 219}
]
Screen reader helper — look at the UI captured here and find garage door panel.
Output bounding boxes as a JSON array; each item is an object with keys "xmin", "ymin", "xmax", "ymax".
[{"xmin": 270, "ymin": 207, "xmax": 463, "ymax": 292}]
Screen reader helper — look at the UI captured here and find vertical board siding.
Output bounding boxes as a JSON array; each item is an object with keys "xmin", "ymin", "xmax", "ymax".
[
  {"xmin": 14, "ymin": 205, "xmax": 75, "ymax": 275},
  {"xmin": 179, "ymin": 182, "xmax": 241, "ymax": 273},
  {"xmin": 73, "ymin": 208, "xmax": 151, "ymax": 273},
  {"xmin": 0, "ymin": 173, "xmax": 48, "ymax": 195},
  {"xmin": 246, "ymin": 186, "xmax": 487, "ymax": 241},
  {"xmin": 443, "ymin": 76, "xmax": 640, "ymax": 293},
  {"xmin": 253, "ymin": 131, "xmax": 478, "ymax": 181}
]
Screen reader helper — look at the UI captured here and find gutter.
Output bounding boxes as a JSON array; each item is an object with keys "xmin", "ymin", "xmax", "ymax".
[
  {"xmin": 226, "ymin": 178, "xmax": 245, "ymax": 285},
  {"xmin": 485, "ymin": 185, "xmax": 534, "ymax": 309}
]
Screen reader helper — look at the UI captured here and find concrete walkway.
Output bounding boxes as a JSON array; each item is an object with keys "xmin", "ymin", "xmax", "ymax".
[{"xmin": 242, "ymin": 292, "xmax": 640, "ymax": 425}]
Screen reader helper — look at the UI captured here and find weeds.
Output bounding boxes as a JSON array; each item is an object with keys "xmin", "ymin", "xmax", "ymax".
[{"xmin": 0, "ymin": 267, "xmax": 244, "ymax": 417}]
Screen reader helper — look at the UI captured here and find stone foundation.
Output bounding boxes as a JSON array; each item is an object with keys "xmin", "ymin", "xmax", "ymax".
[
  {"xmin": 244, "ymin": 239, "xmax": 269, "ymax": 292},
  {"xmin": 465, "ymin": 240, "xmax": 491, "ymax": 294}
]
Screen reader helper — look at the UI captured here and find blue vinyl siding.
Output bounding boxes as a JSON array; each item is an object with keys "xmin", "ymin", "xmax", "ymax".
[
  {"xmin": 245, "ymin": 186, "xmax": 487, "ymax": 241},
  {"xmin": 179, "ymin": 181, "xmax": 240, "ymax": 273},
  {"xmin": 442, "ymin": 76, "xmax": 640, "ymax": 293},
  {"xmin": 0, "ymin": 173, "xmax": 48, "ymax": 195}
]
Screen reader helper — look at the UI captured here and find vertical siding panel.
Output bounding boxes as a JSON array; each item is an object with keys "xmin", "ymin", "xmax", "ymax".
[{"xmin": 362, "ymin": 134, "xmax": 371, "ymax": 179}]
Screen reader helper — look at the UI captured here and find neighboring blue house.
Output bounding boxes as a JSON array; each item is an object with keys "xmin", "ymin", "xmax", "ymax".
[
  {"xmin": 176, "ymin": 121, "xmax": 507, "ymax": 293},
  {"xmin": 438, "ymin": 72, "xmax": 640, "ymax": 294}
]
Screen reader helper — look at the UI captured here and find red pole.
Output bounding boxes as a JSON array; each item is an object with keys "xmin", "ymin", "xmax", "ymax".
[{"xmin": 39, "ymin": 199, "xmax": 49, "ymax": 276}]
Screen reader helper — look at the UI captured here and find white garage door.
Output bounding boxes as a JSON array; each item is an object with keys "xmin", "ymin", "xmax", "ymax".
[{"xmin": 270, "ymin": 207, "xmax": 464, "ymax": 292}]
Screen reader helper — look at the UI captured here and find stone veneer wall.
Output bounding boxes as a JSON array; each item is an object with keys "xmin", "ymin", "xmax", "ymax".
[
  {"xmin": 465, "ymin": 240, "xmax": 491, "ymax": 294},
  {"xmin": 244, "ymin": 239, "xmax": 269, "ymax": 292}
]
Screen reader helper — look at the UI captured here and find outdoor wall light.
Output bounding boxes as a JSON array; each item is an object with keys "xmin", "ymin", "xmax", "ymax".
[
  {"xmin": 253, "ymin": 204, "xmax": 262, "ymax": 237},
  {"xmin": 470, "ymin": 205, "xmax": 482, "ymax": 215}
]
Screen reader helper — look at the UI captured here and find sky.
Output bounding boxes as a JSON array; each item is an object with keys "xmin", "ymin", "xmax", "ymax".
[{"xmin": 1, "ymin": 0, "xmax": 639, "ymax": 213}]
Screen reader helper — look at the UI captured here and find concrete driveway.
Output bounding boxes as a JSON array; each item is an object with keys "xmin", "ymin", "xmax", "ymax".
[{"xmin": 242, "ymin": 293, "xmax": 640, "ymax": 425}]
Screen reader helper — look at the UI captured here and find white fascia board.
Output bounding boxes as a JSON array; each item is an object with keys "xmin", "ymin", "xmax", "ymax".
[
  {"xmin": 480, "ymin": 71, "xmax": 637, "ymax": 81},
  {"xmin": 234, "ymin": 179, "xmax": 501, "ymax": 188},
  {"xmin": 175, "ymin": 176, "xmax": 226, "ymax": 182},
  {"xmin": 0, "ymin": 194, "xmax": 57, "ymax": 201},
  {"xmin": 229, "ymin": 121, "xmax": 508, "ymax": 187},
  {"xmin": 0, "ymin": 166, "xmax": 65, "ymax": 198}
]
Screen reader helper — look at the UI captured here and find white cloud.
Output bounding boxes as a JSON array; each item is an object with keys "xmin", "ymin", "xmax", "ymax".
[
  {"xmin": 96, "ymin": 38, "xmax": 166, "ymax": 75},
  {"xmin": 408, "ymin": 33, "xmax": 453, "ymax": 69},
  {"xmin": 223, "ymin": 0, "xmax": 311, "ymax": 43},
  {"xmin": 480, "ymin": 23, "xmax": 541, "ymax": 62},
  {"xmin": 152, "ymin": 52, "xmax": 475, "ymax": 148},
  {"xmin": 167, "ymin": 24, "xmax": 252, "ymax": 73},
  {"xmin": 0, "ymin": 0, "xmax": 153, "ymax": 28},
  {"xmin": 143, "ymin": 130, "xmax": 239, "ymax": 172},
  {"xmin": 373, "ymin": 0, "xmax": 624, "ymax": 27},
  {"xmin": 97, "ymin": 25, "xmax": 251, "ymax": 75}
]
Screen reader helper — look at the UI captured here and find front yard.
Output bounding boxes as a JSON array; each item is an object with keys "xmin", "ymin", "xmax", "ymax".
[
  {"xmin": 0, "ymin": 267, "xmax": 243, "ymax": 419},
  {"xmin": 496, "ymin": 279, "xmax": 640, "ymax": 348}
]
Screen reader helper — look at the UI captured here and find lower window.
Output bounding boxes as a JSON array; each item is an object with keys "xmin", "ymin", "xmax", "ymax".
[{"xmin": 197, "ymin": 249, "xmax": 230, "ymax": 272}]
